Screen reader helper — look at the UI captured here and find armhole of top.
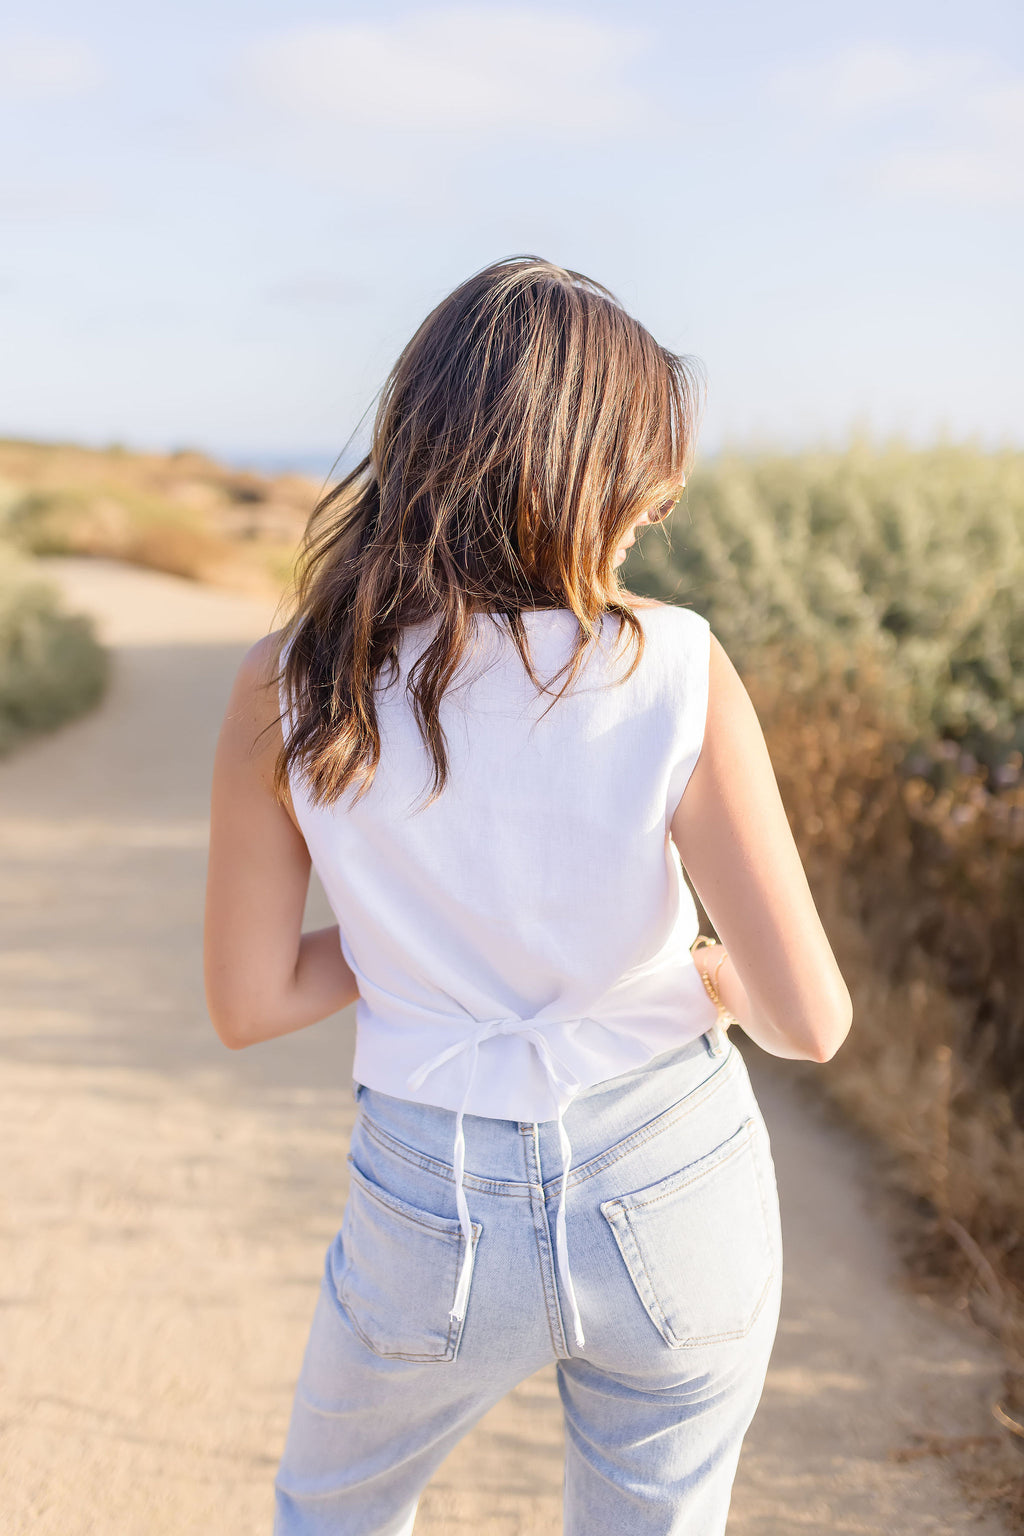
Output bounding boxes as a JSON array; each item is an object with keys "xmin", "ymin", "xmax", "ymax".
[
  {"xmin": 665, "ymin": 608, "xmax": 712, "ymax": 819},
  {"xmin": 277, "ymin": 630, "xmax": 313, "ymax": 823},
  {"xmin": 277, "ymin": 631, "xmax": 297, "ymax": 756}
]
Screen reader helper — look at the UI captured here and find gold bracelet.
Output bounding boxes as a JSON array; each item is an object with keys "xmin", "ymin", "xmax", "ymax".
[
  {"xmin": 712, "ymin": 953, "xmax": 736, "ymax": 1030},
  {"xmin": 691, "ymin": 937, "xmax": 734, "ymax": 1030},
  {"xmin": 698, "ymin": 966, "xmax": 722, "ymax": 1009}
]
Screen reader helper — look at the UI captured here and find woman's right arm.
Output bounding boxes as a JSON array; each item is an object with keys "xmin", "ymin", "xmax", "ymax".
[{"xmin": 670, "ymin": 631, "xmax": 853, "ymax": 1063}]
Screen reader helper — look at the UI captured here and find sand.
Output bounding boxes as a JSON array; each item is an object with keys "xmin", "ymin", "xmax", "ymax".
[{"xmin": 0, "ymin": 555, "xmax": 1011, "ymax": 1534}]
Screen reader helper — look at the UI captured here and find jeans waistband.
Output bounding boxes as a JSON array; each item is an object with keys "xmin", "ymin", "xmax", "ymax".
[{"xmin": 353, "ymin": 1025, "xmax": 733, "ymax": 1185}]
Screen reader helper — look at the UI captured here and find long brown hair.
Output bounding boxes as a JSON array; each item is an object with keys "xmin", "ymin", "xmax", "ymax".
[{"xmin": 270, "ymin": 255, "xmax": 705, "ymax": 810}]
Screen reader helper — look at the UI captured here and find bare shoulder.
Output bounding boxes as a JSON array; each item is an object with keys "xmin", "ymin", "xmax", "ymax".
[
  {"xmin": 229, "ymin": 629, "xmax": 290, "ymax": 728},
  {"xmin": 672, "ymin": 625, "xmax": 782, "ymax": 861},
  {"xmin": 243, "ymin": 628, "xmax": 288, "ymax": 688},
  {"xmin": 707, "ymin": 629, "xmax": 756, "ymax": 717},
  {"xmin": 629, "ymin": 597, "xmax": 710, "ymax": 628},
  {"xmin": 624, "ymin": 593, "xmax": 669, "ymax": 611},
  {"xmin": 218, "ymin": 629, "xmax": 298, "ymax": 820},
  {"xmin": 686, "ymin": 629, "xmax": 774, "ymax": 804},
  {"xmin": 672, "ymin": 628, "xmax": 766, "ymax": 819},
  {"xmin": 698, "ymin": 629, "xmax": 765, "ymax": 755}
]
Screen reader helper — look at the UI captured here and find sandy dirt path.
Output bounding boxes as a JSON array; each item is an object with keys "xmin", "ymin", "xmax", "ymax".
[{"xmin": 0, "ymin": 556, "xmax": 1011, "ymax": 1534}]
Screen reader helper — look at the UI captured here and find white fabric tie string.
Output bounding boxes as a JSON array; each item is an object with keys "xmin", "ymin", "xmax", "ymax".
[{"xmin": 407, "ymin": 1016, "xmax": 586, "ymax": 1349}]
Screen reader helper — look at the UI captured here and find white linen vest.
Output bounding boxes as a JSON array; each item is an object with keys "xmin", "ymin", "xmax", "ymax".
[{"xmin": 278, "ymin": 601, "xmax": 715, "ymax": 1345}]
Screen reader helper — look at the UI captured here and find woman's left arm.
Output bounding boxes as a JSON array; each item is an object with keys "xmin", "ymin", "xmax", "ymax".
[{"xmin": 203, "ymin": 632, "xmax": 360, "ymax": 1050}]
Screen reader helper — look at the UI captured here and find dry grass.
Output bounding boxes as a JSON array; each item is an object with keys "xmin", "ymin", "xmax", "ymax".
[
  {"xmin": 0, "ymin": 438, "xmax": 316, "ymax": 598},
  {"xmin": 739, "ymin": 647, "xmax": 1024, "ymax": 1524}
]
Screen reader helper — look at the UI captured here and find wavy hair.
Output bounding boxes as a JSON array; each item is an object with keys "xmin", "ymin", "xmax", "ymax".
[{"xmin": 270, "ymin": 254, "xmax": 705, "ymax": 810}]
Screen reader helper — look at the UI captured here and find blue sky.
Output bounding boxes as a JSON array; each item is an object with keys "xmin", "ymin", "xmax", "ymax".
[{"xmin": 1, "ymin": 0, "xmax": 1021, "ymax": 475}]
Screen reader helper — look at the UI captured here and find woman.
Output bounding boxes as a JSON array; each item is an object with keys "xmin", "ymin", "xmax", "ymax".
[{"xmin": 204, "ymin": 255, "xmax": 852, "ymax": 1535}]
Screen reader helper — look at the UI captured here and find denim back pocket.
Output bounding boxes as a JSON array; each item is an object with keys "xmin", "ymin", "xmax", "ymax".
[
  {"xmin": 600, "ymin": 1116, "xmax": 777, "ymax": 1348},
  {"xmin": 335, "ymin": 1157, "xmax": 481, "ymax": 1363}
]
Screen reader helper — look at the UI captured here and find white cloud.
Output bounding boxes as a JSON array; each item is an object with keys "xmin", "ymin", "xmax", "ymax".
[
  {"xmin": 0, "ymin": 175, "xmax": 113, "ymax": 221},
  {"xmin": 237, "ymin": 9, "xmax": 652, "ymax": 136},
  {"xmin": 980, "ymin": 80, "xmax": 1024, "ymax": 136},
  {"xmin": 770, "ymin": 43, "xmax": 988, "ymax": 116},
  {"xmin": 0, "ymin": 33, "xmax": 102, "ymax": 100},
  {"xmin": 871, "ymin": 147, "xmax": 1022, "ymax": 209},
  {"xmin": 768, "ymin": 44, "xmax": 1024, "ymax": 209}
]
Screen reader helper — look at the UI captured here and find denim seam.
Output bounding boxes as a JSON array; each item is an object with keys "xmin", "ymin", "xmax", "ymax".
[
  {"xmin": 347, "ymin": 1159, "xmax": 485, "ymax": 1239},
  {"xmin": 334, "ymin": 1185, "xmax": 478, "ymax": 1363},
  {"xmin": 358, "ymin": 1115, "xmax": 532, "ymax": 1197},
  {"xmin": 521, "ymin": 1124, "xmax": 569, "ymax": 1359},
  {"xmin": 604, "ymin": 1204, "xmax": 775, "ymax": 1348},
  {"xmin": 602, "ymin": 1120, "xmax": 778, "ymax": 1347},
  {"xmin": 551, "ymin": 1047, "xmax": 743, "ymax": 1195},
  {"xmin": 338, "ymin": 1289, "xmax": 464, "ymax": 1364},
  {"xmin": 749, "ymin": 1122, "xmax": 781, "ymax": 1268},
  {"xmin": 356, "ymin": 1042, "xmax": 742, "ymax": 1203},
  {"xmin": 662, "ymin": 1264, "xmax": 774, "ymax": 1346},
  {"xmin": 611, "ymin": 1119, "xmax": 756, "ymax": 1212}
]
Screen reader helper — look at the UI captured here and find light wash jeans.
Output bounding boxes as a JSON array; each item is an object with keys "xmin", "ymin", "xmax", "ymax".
[{"xmin": 273, "ymin": 1023, "xmax": 783, "ymax": 1535}]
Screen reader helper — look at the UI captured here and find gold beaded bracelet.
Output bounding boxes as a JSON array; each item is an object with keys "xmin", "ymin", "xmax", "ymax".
[{"xmin": 689, "ymin": 935, "xmax": 737, "ymax": 1030}]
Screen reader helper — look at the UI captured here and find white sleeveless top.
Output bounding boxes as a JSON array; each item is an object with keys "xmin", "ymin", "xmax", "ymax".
[{"xmin": 278, "ymin": 602, "xmax": 715, "ymax": 1346}]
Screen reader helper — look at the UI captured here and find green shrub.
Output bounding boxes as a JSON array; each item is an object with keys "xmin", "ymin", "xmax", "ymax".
[
  {"xmin": 0, "ymin": 546, "xmax": 110, "ymax": 756},
  {"xmin": 624, "ymin": 439, "xmax": 1024, "ymax": 770}
]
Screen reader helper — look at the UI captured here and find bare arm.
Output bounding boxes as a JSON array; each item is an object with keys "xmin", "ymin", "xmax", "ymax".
[
  {"xmin": 203, "ymin": 632, "xmax": 360, "ymax": 1050},
  {"xmin": 671, "ymin": 632, "xmax": 853, "ymax": 1063}
]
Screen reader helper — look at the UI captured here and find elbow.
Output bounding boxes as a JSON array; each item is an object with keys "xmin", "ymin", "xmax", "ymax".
[
  {"xmin": 810, "ymin": 989, "xmax": 854, "ymax": 1063},
  {"xmin": 211, "ymin": 1013, "xmax": 252, "ymax": 1051},
  {"xmin": 217, "ymin": 1024, "xmax": 251, "ymax": 1052},
  {"xmin": 206, "ymin": 993, "xmax": 255, "ymax": 1052},
  {"xmin": 204, "ymin": 955, "xmax": 263, "ymax": 1050}
]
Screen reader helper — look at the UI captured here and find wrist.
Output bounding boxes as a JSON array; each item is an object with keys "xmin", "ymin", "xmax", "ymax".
[{"xmin": 690, "ymin": 936, "xmax": 735, "ymax": 1030}]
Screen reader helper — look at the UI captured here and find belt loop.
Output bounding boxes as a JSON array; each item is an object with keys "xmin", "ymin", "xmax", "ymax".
[{"xmin": 705, "ymin": 1023, "xmax": 727, "ymax": 1057}]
